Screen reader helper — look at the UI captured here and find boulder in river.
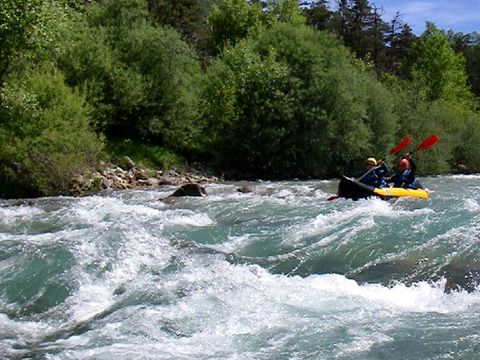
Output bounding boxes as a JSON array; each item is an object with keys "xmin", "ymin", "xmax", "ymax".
[{"xmin": 169, "ymin": 183, "xmax": 207, "ymax": 197}]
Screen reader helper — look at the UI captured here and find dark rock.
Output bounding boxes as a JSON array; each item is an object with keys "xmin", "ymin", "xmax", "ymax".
[
  {"xmin": 169, "ymin": 183, "xmax": 207, "ymax": 197},
  {"xmin": 237, "ymin": 186, "xmax": 252, "ymax": 193},
  {"xmin": 456, "ymin": 164, "xmax": 468, "ymax": 173}
]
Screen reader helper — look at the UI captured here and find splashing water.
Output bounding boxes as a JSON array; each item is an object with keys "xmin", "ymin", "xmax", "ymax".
[{"xmin": 1, "ymin": 176, "xmax": 480, "ymax": 359}]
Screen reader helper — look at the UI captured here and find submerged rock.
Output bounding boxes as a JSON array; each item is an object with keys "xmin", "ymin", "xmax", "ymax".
[
  {"xmin": 237, "ymin": 186, "xmax": 252, "ymax": 193},
  {"xmin": 169, "ymin": 183, "xmax": 207, "ymax": 197}
]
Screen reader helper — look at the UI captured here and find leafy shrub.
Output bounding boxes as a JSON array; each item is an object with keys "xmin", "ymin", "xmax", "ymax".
[
  {"xmin": 202, "ymin": 41, "xmax": 297, "ymax": 177},
  {"xmin": 202, "ymin": 22, "xmax": 398, "ymax": 178},
  {"xmin": 0, "ymin": 67, "xmax": 102, "ymax": 197},
  {"xmin": 58, "ymin": 0, "xmax": 203, "ymax": 152}
]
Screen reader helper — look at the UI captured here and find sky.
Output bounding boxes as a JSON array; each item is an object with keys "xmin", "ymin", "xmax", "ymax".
[{"xmin": 359, "ymin": 0, "xmax": 480, "ymax": 35}]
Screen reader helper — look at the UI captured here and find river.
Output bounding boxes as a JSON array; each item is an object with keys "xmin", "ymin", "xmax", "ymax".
[{"xmin": 1, "ymin": 175, "xmax": 480, "ymax": 359}]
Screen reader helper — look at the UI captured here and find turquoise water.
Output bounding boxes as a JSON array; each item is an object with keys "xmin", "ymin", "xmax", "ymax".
[{"xmin": 1, "ymin": 175, "xmax": 480, "ymax": 359}]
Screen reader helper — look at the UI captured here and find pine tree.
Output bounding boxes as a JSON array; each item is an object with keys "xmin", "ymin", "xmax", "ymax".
[
  {"xmin": 303, "ymin": 0, "xmax": 333, "ymax": 31},
  {"xmin": 385, "ymin": 13, "xmax": 415, "ymax": 75},
  {"xmin": 147, "ymin": 0, "xmax": 211, "ymax": 55}
]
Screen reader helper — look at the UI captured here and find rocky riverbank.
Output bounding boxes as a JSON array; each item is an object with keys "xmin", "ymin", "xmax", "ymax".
[{"xmin": 69, "ymin": 157, "xmax": 222, "ymax": 196}]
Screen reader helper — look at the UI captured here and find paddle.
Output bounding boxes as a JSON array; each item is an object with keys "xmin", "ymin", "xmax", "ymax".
[
  {"xmin": 411, "ymin": 134, "xmax": 439, "ymax": 154},
  {"xmin": 394, "ymin": 134, "xmax": 438, "ymax": 189},
  {"xmin": 326, "ymin": 136, "xmax": 412, "ymax": 201},
  {"xmin": 357, "ymin": 136, "xmax": 412, "ymax": 181}
]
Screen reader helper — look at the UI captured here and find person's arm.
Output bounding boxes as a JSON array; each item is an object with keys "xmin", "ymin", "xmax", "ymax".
[
  {"xmin": 409, "ymin": 158, "xmax": 417, "ymax": 174},
  {"xmin": 376, "ymin": 159, "xmax": 389, "ymax": 177}
]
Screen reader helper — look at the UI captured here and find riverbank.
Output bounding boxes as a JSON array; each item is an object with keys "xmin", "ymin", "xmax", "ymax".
[{"xmin": 69, "ymin": 157, "xmax": 222, "ymax": 196}]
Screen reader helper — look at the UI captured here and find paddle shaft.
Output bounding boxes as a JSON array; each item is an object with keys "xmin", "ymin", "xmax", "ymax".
[{"xmin": 357, "ymin": 137, "xmax": 412, "ymax": 181}]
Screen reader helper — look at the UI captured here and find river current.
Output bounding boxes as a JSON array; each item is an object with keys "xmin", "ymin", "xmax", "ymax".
[{"xmin": 1, "ymin": 175, "xmax": 480, "ymax": 359}]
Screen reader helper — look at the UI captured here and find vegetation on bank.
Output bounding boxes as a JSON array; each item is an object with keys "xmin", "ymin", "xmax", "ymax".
[{"xmin": 1, "ymin": 0, "xmax": 480, "ymax": 197}]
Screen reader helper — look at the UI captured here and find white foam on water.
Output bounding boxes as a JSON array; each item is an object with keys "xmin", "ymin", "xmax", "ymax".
[
  {"xmin": 0, "ymin": 313, "xmax": 54, "ymax": 356},
  {"xmin": 67, "ymin": 225, "xmax": 175, "ymax": 322},
  {"xmin": 336, "ymin": 330, "xmax": 393, "ymax": 356},
  {"xmin": 283, "ymin": 197, "xmax": 432, "ymax": 247},
  {"xmin": 69, "ymin": 196, "xmax": 164, "ymax": 225},
  {"xmin": 65, "ymin": 195, "xmax": 215, "ymax": 237},
  {"xmin": 417, "ymin": 222, "xmax": 480, "ymax": 255},
  {"xmin": 166, "ymin": 210, "xmax": 215, "ymax": 227},
  {"xmin": 448, "ymin": 174, "xmax": 480, "ymax": 179},
  {"xmin": 29, "ymin": 257, "xmax": 480, "ymax": 359},
  {"xmin": 65, "ymin": 284, "xmax": 115, "ymax": 324},
  {"xmin": 210, "ymin": 234, "xmax": 253, "ymax": 253},
  {"xmin": 464, "ymin": 198, "xmax": 480, "ymax": 212},
  {"xmin": 3, "ymin": 178, "xmax": 480, "ymax": 359},
  {"xmin": 0, "ymin": 205, "xmax": 44, "ymax": 228}
]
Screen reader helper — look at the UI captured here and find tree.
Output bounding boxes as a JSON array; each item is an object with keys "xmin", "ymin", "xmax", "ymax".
[
  {"xmin": 147, "ymin": 0, "xmax": 210, "ymax": 57},
  {"xmin": 262, "ymin": 0, "xmax": 306, "ymax": 27},
  {"xmin": 207, "ymin": 0, "xmax": 306, "ymax": 56},
  {"xmin": 385, "ymin": 16, "xmax": 415, "ymax": 76},
  {"xmin": 58, "ymin": 0, "xmax": 204, "ymax": 152},
  {"xmin": 0, "ymin": 0, "xmax": 41, "ymax": 84},
  {"xmin": 329, "ymin": 0, "xmax": 389, "ymax": 72},
  {"xmin": 302, "ymin": 0, "xmax": 333, "ymax": 31},
  {"xmin": 409, "ymin": 22, "xmax": 472, "ymax": 103},
  {"xmin": 207, "ymin": 0, "xmax": 263, "ymax": 54},
  {"xmin": 447, "ymin": 31, "xmax": 480, "ymax": 97},
  {"xmin": 202, "ymin": 22, "xmax": 398, "ymax": 178},
  {"xmin": 202, "ymin": 40, "xmax": 297, "ymax": 177},
  {"xmin": 0, "ymin": 67, "xmax": 102, "ymax": 197}
]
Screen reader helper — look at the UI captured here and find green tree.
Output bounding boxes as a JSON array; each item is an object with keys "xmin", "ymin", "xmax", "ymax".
[
  {"xmin": 0, "ymin": 67, "xmax": 102, "ymax": 197},
  {"xmin": 147, "ymin": 0, "xmax": 211, "ymax": 58},
  {"xmin": 0, "ymin": 0, "xmax": 82, "ymax": 85},
  {"xmin": 202, "ymin": 41, "xmax": 297, "ymax": 177},
  {"xmin": 409, "ymin": 22, "xmax": 472, "ymax": 103},
  {"xmin": 302, "ymin": 0, "xmax": 333, "ymax": 31},
  {"xmin": 262, "ymin": 0, "xmax": 306, "ymax": 27},
  {"xmin": 0, "ymin": 0, "xmax": 42, "ymax": 84},
  {"xmin": 58, "ymin": 0, "xmax": 203, "ymax": 152},
  {"xmin": 385, "ymin": 15, "xmax": 416, "ymax": 76},
  {"xmin": 207, "ymin": 0, "xmax": 263, "ymax": 54},
  {"xmin": 203, "ymin": 22, "xmax": 398, "ymax": 178},
  {"xmin": 448, "ymin": 32, "xmax": 480, "ymax": 97},
  {"xmin": 329, "ymin": 0, "xmax": 388, "ymax": 71}
]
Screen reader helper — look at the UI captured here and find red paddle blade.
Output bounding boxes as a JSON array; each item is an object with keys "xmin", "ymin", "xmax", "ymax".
[
  {"xmin": 326, "ymin": 195, "xmax": 339, "ymax": 202},
  {"xmin": 416, "ymin": 134, "xmax": 439, "ymax": 151},
  {"xmin": 389, "ymin": 136, "xmax": 412, "ymax": 155}
]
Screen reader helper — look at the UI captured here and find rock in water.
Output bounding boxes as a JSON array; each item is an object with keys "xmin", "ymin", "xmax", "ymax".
[{"xmin": 169, "ymin": 183, "xmax": 207, "ymax": 197}]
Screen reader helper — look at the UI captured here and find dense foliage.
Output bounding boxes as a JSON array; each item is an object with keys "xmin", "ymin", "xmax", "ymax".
[
  {"xmin": 0, "ymin": 67, "xmax": 101, "ymax": 197},
  {"xmin": 1, "ymin": 0, "xmax": 480, "ymax": 197}
]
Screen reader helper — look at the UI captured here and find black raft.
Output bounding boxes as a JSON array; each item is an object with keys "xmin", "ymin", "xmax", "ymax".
[{"xmin": 337, "ymin": 175, "xmax": 376, "ymax": 200}]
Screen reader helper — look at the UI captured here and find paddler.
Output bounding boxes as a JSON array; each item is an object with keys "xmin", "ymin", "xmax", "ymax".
[
  {"xmin": 387, "ymin": 153, "xmax": 423, "ymax": 189},
  {"xmin": 359, "ymin": 157, "xmax": 388, "ymax": 188}
]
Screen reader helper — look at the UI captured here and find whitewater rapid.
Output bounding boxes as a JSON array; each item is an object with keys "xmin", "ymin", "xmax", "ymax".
[{"xmin": 1, "ymin": 176, "xmax": 480, "ymax": 359}]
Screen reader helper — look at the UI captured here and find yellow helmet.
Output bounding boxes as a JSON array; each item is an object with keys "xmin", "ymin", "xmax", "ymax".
[{"xmin": 366, "ymin": 157, "xmax": 377, "ymax": 166}]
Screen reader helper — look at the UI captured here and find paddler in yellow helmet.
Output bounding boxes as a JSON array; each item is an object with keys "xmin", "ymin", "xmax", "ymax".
[{"xmin": 359, "ymin": 157, "xmax": 388, "ymax": 188}]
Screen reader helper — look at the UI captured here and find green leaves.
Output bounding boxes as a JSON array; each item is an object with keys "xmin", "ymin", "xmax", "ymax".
[
  {"xmin": 0, "ymin": 67, "xmax": 102, "ymax": 197},
  {"xmin": 410, "ymin": 22, "xmax": 472, "ymax": 104},
  {"xmin": 58, "ymin": 0, "xmax": 203, "ymax": 151},
  {"xmin": 201, "ymin": 22, "xmax": 398, "ymax": 178}
]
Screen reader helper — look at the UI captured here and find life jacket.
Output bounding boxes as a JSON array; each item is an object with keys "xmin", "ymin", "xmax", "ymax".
[{"xmin": 391, "ymin": 169, "xmax": 418, "ymax": 188}]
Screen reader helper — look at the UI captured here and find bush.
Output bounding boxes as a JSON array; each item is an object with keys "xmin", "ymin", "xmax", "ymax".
[
  {"xmin": 58, "ymin": 0, "xmax": 203, "ymax": 153},
  {"xmin": 202, "ymin": 40, "xmax": 297, "ymax": 177},
  {"xmin": 202, "ymin": 22, "xmax": 398, "ymax": 178},
  {"xmin": 0, "ymin": 67, "xmax": 102, "ymax": 197}
]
